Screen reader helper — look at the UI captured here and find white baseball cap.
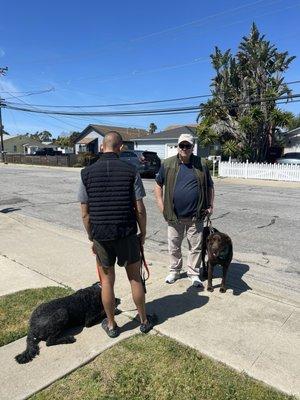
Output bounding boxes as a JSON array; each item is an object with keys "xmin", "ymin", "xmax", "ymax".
[{"xmin": 178, "ymin": 133, "xmax": 194, "ymax": 145}]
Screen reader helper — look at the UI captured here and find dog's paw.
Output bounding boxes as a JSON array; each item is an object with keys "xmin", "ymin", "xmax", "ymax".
[
  {"xmin": 66, "ymin": 336, "xmax": 76, "ymax": 343},
  {"xmin": 219, "ymin": 287, "xmax": 227, "ymax": 293},
  {"xmin": 207, "ymin": 286, "xmax": 214, "ymax": 292}
]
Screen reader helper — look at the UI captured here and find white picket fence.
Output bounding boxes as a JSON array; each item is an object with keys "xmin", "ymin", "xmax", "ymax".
[{"xmin": 218, "ymin": 161, "xmax": 300, "ymax": 182}]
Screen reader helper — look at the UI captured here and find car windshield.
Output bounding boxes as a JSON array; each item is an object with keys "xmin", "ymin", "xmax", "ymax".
[{"xmin": 282, "ymin": 153, "xmax": 300, "ymax": 159}]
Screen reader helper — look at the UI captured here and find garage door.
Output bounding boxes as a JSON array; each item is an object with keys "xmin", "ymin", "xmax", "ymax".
[{"xmin": 167, "ymin": 144, "xmax": 178, "ymax": 158}]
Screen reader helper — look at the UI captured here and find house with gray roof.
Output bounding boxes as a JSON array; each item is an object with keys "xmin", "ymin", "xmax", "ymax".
[
  {"xmin": 133, "ymin": 125, "xmax": 212, "ymax": 160},
  {"xmin": 74, "ymin": 124, "xmax": 149, "ymax": 154},
  {"xmin": 3, "ymin": 135, "xmax": 43, "ymax": 154},
  {"xmin": 283, "ymin": 126, "xmax": 300, "ymax": 153}
]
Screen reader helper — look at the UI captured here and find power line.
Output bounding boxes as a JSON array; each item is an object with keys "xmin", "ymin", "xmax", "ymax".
[
  {"xmin": 4, "ymin": 80, "xmax": 300, "ymax": 109},
  {"xmin": 13, "ymin": 0, "xmax": 275, "ymax": 67},
  {"xmin": 5, "ymin": 94, "xmax": 212, "ymax": 108},
  {"xmin": 0, "ymin": 87, "xmax": 54, "ymax": 95},
  {"xmin": 4, "ymin": 93, "xmax": 300, "ymax": 117},
  {"xmin": 3, "ymin": 87, "xmax": 55, "ymax": 100},
  {"xmin": 131, "ymin": 0, "xmax": 280, "ymax": 42},
  {"xmin": 3, "ymin": 91, "xmax": 83, "ymax": 131}
]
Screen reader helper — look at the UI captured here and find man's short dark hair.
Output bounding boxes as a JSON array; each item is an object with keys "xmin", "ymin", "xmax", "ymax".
[{"xmin": 103, "ymin": 131, "xmax": 123, "ymax": 149}]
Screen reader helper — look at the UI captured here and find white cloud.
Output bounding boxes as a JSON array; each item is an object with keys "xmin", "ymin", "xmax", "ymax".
[
  {"xmin": 0, "ymin": 48, "xmax": 5, "ymax": 57},
  {"xmin": 0, "ymin": 78, "xmax": 20, "ymax": 94}
]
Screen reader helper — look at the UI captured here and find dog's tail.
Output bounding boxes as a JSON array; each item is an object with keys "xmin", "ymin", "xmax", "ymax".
[{"xmin": 15, "ymin": 331, "xmax": 40, "ymax": 364}]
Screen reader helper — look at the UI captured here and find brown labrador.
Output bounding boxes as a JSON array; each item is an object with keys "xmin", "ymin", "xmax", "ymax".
[{"xmin": 201, "ymin": 226, "xmax": 233, "ymax": 293}]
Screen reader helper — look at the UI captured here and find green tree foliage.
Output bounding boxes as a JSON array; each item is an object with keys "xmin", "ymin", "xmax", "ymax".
[
  {"xmin": 149, "ymin": 122, "xmax": 157, "ymax": 134},
  {"xmin": 29, "ymin": 132, "xmax": 42, "ymax": 141},
  {"xmin": 69, "ymin": 131, "xmax": 81, "ymax": 145},
  {"xmin": 197, "ymin": 23, "xmax": 295, "ymax": 162},
  {"xmin": 288, "ymin": 113, "xmax": 300, "ymax": 130},
  {"xmin": 38, "ymin": 130, "xmax": 52, "ymax": 141},
  {"xmin": 54, "ymin": 136, "xmax": 71, "ymax": 147},
  {"xmin": 54, "ymin": 131, "xmax": 81, "ymax": 147},
  {"xmin": 29, "ymin": 131, "xmax": 53, "ymax": 142}
]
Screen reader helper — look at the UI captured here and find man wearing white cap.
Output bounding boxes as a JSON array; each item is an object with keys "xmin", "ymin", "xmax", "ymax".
[{"xmin": 154, "ymin": 133, "xmax": 214, "ymax": 287}]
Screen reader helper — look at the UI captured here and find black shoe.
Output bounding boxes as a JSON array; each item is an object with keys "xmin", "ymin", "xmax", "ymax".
[
  {"xmin": 140, "ymin": 314, "xmax": 158, "ymax": 334},
  {"xmin": 101, "ymin": 318, "xmax": 120, "ymax": 338}
]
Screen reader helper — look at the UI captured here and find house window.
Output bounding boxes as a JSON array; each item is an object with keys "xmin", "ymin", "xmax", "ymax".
[{"xmin": 13, "ymin": 145, "xmax": 17, "ymax": 152}]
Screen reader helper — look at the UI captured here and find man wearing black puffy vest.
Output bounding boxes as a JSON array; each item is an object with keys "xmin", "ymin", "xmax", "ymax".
[{"xmin": 78, "ymin": 131, "xmax": 156, "ymax": 338}]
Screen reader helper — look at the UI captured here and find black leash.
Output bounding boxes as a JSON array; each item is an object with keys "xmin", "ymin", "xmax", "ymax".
[
  {"xmin": 206, "ymin": 214, "xmax": 214, "ymax": 234},
  {"xmin": 139, "ymin": 242, "xmax": 150, "ymax": 294}
]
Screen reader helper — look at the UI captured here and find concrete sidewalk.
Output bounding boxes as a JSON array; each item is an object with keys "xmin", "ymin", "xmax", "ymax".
[{"xmin": 0, "ymin": 212, "xmax": 299, "ymax": 399}]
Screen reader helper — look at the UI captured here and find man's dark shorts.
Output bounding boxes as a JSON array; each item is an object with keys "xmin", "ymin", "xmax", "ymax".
[{"xmin": 93, "ymin": 234, "xmax": 141, "ymax": 268}]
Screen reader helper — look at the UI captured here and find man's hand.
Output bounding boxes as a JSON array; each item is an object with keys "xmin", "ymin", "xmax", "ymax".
[
  {"xmin": 134, "ymin": 199, "xmax": 147, "ymax": 246},
  {"xmin": 81, "ymin": 203, "xmax": 93, "ymax": 241},
  {"xmin": 206, "ymin": 206, "xmax": 214, "ymax": 215},
  {"xmin": 154, "ymin": 183, "xmax": 164, "ymax": 214}
]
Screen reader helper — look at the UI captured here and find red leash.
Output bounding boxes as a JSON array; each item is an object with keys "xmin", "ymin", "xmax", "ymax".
[{"xmin": 140, "ymin": 244, "xmax": 150, "ymax": 280}]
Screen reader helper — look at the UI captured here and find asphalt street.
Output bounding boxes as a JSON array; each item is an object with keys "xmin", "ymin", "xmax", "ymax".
[{"xmin": 0, "ymin": 164, "xmax": 299, "ymax": 299}]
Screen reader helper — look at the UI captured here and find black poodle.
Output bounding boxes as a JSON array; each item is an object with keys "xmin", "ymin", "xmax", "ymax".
[{"xmin": 15, "ymin": 283, "xmax": 120, "ymax": 364}]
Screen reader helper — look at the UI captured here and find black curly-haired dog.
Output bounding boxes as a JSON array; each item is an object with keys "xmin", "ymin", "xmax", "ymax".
[
  {"xmin": 201, "ymin": 226, "xmax": 233, "ymax": 293},
  {"xmin": 15, "ymin": 283, "xmax": 120, "ymax": 364}
]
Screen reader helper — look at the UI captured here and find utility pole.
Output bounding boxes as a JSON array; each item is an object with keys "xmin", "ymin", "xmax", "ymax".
[{"xmin": 0, "ymin": 67, "xmax": 8, "ymax": 163}]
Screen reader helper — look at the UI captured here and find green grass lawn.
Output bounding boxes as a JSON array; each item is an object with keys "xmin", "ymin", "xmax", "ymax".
[
  {"xmin": 0, "ymin": 286, "xmax": 73, "ymax": 347},
  {"xmin": 30, "ymin": 334, "xmax": 294, "ymax": 400}
]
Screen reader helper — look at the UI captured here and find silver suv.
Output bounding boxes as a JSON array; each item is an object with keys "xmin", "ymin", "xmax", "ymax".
[{"xmin": 120, "ymin": 150, "xmax": 161, "ymax": 177}]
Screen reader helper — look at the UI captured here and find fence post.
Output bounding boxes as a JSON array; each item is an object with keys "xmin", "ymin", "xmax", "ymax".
[{"xmin": 245, "ymin": 160, "xmax": 249, "ymax": 179}]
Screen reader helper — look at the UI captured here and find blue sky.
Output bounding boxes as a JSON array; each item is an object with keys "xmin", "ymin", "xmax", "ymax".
[{"xmin": 1, "ymin": 0, "xmax": 300, "ymax": 137}]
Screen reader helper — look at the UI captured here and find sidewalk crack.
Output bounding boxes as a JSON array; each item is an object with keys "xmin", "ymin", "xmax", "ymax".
[
  {"xmin": 248, "ymin": 310, "xmax": 295, "ymax": 370},
  {"xmin": 0, "ymin": 253, "xmax": 70, "ymax": 289}
]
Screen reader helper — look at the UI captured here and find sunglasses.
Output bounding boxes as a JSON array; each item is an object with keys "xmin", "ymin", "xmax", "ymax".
[{"xmin": 179, "ymin": 143, "xmax": 193, "ymax": 149}]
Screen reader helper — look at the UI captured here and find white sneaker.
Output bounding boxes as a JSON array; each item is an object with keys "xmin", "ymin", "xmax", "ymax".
[
  {"xmin": 165, "ymin": 272, "xmax": 180, "ymax": 284},
  {"xmin": 188, "ymin": 275, "xmax": 204, "ymax": 287}
]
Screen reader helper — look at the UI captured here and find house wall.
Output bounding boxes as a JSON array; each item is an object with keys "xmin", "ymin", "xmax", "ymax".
[
  {"xmin": 57, "ymin": 147, "xmax": 74, "ymax": 154},
  {"xmin": 134, "ymin": 139, "xmax": 173, "ymax": 159},
  {"xmin": 4, "ymin": 139, "xmax": 43, "ymax": 154},
  {"xmin": 75, "ymin": 131, "xmax": 103, "ymax": 154},
  {"xmin": 26, "ymin": 146, "xmax": 40, "ymax": 155},
  {"xmin": 134, "ymin": 139, "xmax": 209, "ymax": 160},
  {"xmin": 4, "ymin": 141, "xmax": 25, "ymax": 154},
  {"xmin": 284, "ymin": 132, "xmax": 300, "ymax": 154}
]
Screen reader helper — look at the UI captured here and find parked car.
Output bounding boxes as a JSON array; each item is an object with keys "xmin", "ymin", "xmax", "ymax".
[
  {"xmin": 275, "ymin": 152, "xmax": 300, "ymax": 165},
  {"xmin": 33, "ymin": 148, "xmax": 62, "ymax": 156},
  {"xmin": 119, "ymin": 150, "xmax": 161, "ymax": 177}
]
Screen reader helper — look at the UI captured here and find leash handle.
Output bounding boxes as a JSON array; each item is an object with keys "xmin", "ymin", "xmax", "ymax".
[{"xmin": 206, "ymin": 215, "xmax": 214, "ymax": 234}]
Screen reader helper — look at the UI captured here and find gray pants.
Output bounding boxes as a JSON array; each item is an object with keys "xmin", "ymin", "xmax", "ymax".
[{"xmin": 167, "ymin": 219, "xmax": 203, "ymax": 277}]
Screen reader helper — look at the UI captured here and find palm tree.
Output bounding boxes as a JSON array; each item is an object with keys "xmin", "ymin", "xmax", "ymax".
[
  {"xmin": 149, "ymin": 123, "xmax": 157, "ymax": 135},
  {"xmin": 197, "ymin": 23, "xmax": 295, "ymax": 162}
]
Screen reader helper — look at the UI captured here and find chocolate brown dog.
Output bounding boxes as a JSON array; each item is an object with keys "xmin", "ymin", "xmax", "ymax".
[{"xmin": 201, "ymin": 226, "xmax": 233, "ymax": 293}]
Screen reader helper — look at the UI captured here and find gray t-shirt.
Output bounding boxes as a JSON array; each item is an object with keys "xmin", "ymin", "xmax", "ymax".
[{"xmin": 78, "ymin": 172, "xmax": 146, "ymax": 203}]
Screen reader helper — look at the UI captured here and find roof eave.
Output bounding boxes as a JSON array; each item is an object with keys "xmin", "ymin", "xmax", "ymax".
[{"xmin": 133, "ymin": 136, "xmax": 197, "ymax": 141}]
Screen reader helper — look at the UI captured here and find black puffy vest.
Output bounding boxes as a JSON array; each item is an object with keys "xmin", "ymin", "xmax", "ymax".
[{"xmin": 81, "ymin": 152, "xmax": 137, "ymax": 241}]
